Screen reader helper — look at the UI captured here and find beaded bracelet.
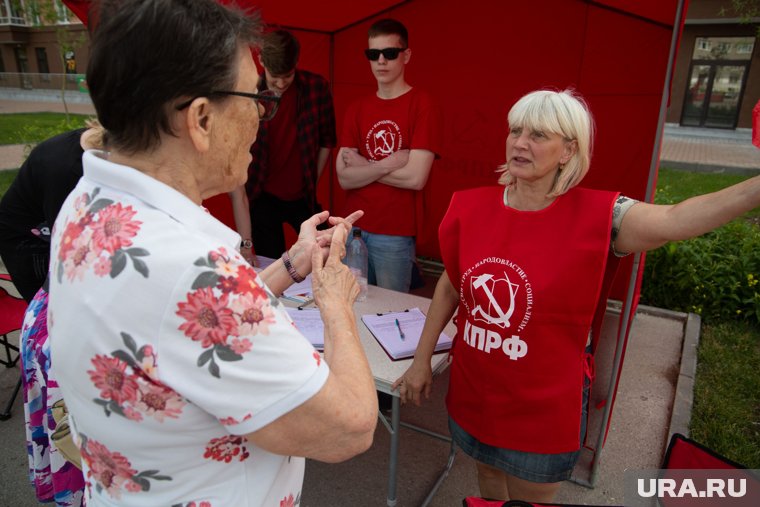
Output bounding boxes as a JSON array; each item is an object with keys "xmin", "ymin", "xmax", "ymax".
[{"xmin": 281, "ymin": 250, "xmax": 305, "ymax": 283}]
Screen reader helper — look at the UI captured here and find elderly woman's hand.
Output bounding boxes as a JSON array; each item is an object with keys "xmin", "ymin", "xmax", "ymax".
[
  {"xmin": 310, "ymin": 221, "xmax": 359, "ymax": 309},
  {"xmin": 315, "ymin": 210, "xmax": 363, "ymax": 258},
  {"xmin": 287, "ymin": 210, "xmax": 364, "ymax": 277}
]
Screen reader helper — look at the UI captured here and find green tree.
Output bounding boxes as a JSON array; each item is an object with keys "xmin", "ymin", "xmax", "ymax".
[
  {"xmin": 719, "ymin": 0, "xmax": 760, "ymax": 36},
  {"xmin": 17, "ymin": 0, "xmax": 87, "ymax": 122}
]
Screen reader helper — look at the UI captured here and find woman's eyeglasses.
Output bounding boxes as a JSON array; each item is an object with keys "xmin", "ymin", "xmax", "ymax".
[
  {"xmin": 175, "ymin": 89, "xmax": 281, "ymax": 121},
  {"xmin": 364, "ymin": 47, "xmax": 407, "ymax": 61}
]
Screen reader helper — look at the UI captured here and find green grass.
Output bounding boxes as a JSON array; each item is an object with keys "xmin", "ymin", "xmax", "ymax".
[
  {"xmin": 0, "ymin": 169, "xmax": 19, "ymax": 196},
  {"xmin": 0, "ymin": 112, "xmax": 92, "ymax": 145},
  {"xmin": 690, "ymin": 321, "xmax": 760, "ymax": 467}
]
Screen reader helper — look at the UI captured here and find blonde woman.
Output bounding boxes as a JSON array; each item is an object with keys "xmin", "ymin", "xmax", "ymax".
[{"xmin": 395, "ymin": 88, "xmax": 760, "ymax": 503}]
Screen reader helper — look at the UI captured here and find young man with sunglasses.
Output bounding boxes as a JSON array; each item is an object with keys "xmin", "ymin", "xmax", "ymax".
[
  {"xmin": 233, "ymin": 29, "xmax": 337, "ymax": 263},
  {"xmin": 336, "ymin": 18, "xmax": 441, "ymax": 293}
]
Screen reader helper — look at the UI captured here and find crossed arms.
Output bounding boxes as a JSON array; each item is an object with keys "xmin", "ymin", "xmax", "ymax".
[{"xmin": 336, "ymin": 148, "xmax": 435, "ymax": 191}]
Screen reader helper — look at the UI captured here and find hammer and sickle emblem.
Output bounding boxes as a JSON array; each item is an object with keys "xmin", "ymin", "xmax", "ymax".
[
  {"xmin": 373, "ymin": 129, "xmax": 395, "ymax": 157},
  {"xmin": 470, "ymin": 272, "xmax": 518, "ymax": 329}
]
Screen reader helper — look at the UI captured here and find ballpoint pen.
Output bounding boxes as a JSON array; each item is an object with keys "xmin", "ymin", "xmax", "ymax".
[
  {"xmin": 297, "ymin": 297, "xmax": 315, "ymax": 309},
  {"xmin": 395, "ymin": 318, "xmax": 405, "ymax": 340}
]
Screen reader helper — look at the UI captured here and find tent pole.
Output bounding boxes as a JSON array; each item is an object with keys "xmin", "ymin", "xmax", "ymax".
[
  {"xmin": 588, "ymin": 0, "xmax": 687, "ymax": 487},
  {"xmin": 328, "ymin": 31, "xmax": 335, "ymax": 212}
]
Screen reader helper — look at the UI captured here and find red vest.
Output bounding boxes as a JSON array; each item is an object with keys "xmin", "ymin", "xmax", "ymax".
[{"xmin": 439, "ymin": 185, "xmax": 618, "ymax": 453}]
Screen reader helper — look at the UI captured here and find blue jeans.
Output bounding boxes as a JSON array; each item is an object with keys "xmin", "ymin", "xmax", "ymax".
[
  {"xmin": 348, "ymin": 228, "xmax": 415, "ymax": 293},
  {"xmin": 449, "ymin": 373, "xmax": 591, "ymax": 483}
]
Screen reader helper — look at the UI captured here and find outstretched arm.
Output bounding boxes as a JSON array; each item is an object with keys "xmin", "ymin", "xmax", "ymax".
[{"xmin": 615, "ymin": 174, "xmax": 760, "ymax": 254}]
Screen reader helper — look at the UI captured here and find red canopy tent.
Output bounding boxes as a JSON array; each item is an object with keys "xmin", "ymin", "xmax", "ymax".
[{"xmin": 63, "ymin": 0, "xmax": 689, "ymax": 489}]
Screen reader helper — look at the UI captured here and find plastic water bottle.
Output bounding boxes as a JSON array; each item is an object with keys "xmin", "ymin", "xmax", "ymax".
[{"xmin": 346, "ymin": 228, "xmax": 368, "ymax": 302}]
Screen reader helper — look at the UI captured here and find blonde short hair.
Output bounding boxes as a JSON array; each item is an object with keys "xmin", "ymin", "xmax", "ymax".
[{"xmin": 498, "ymin": 89, "xmax": 594, "ymax": 197}]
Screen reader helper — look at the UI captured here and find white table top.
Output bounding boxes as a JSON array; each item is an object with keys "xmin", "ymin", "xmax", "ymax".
[{"xmin": 283, "ymin": 284, "xmax": 454, "ymax": 395}]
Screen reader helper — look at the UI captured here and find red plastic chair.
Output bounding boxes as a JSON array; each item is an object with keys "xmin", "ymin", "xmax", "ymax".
[
  {"xmin": 463, "ymin": 499, "xmax": 622, "ymax": 506},
  {"xmin": 0, "ymin": 273, "xmax": 27, "ymax": 420}
]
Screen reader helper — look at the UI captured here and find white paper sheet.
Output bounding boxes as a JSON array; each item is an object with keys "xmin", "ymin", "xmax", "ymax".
[
  {"xmin": 361, "ymin": 307, "xmax": 452, "ymax": 360},
  {"xmin": 285, "ymin": 307, "xmax": 324, "ymax": 350}
]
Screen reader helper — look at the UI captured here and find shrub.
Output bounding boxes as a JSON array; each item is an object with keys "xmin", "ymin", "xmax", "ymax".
[{"xmin": 641, "ymin": 220, "xmax": 760, "ymax": 324}]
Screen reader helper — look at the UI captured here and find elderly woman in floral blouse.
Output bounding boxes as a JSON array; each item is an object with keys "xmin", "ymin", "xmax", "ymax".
[{"xmin": 48, "ymin": 1, "xmax": 377, "ymax": 506}]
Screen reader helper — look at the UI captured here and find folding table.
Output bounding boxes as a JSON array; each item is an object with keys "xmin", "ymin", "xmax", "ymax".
[{"xmin": 285, "ymin": 283, "xmax": 455, "ymax": 507}]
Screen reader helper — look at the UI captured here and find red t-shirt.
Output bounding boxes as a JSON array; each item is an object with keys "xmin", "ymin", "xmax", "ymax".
[
  {"xmin": 339, "ymin": 87, "xmax": 441, "ymax": 236},
  {"xmin": 263, "ymin": 84, "xmax": 302, "ymax": 200}
]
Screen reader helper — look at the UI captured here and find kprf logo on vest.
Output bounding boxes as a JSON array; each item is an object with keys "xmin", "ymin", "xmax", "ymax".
[
  {"xmin": 459, "ymin": 257, "xmax": 533, "ymax": 360},
  {"xmin": 364, "ymin": 120, "xmax": 403, "ymax": 160}
]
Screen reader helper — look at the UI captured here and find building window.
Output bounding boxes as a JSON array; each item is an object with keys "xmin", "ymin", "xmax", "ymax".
[
  {"xmin": 56, "ymin": 0, "xmax": 70, "ymax": 23},
  {"xmin": 692, "ymin": 36, "xmax": 755, "ymax": 61},
  {"xmin": 736, "ymin": 42, "xmax": 753, "ymax": 54},
  {"xmin": 0, "ymin": 1, "xmax": 24, "ymax": 24},
  {"xmin": 35, "ymin": 48, "xmax": 49, "ymax": 73}
]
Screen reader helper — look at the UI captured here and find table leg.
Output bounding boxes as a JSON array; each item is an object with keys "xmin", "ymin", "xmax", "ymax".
[
  {"xmin": 386, "ymin": 394, "xmax": 400, "ymax": 507},
  {"xmin": 420, "ymin": 439, "xmax": 457, "ymax": 507}
]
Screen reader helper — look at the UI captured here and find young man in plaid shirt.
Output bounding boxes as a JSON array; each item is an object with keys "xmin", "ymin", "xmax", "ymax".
[{"xmin": 232, "ymin": 29, "xmax": 336, "ymax": 262}]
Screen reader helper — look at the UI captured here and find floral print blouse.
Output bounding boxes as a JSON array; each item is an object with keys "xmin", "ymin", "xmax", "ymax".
[{"xmin": 48, "ymin": 151, "xmax": 329, "ymax": 506}]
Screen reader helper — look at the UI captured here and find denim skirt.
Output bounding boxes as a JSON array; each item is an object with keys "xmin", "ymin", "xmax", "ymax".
[{"xmin": 449, "ymin": 384, "xmax": 590, "ymax": 483}]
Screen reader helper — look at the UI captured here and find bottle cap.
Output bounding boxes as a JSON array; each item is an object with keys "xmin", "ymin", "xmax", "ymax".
[{"xmin": 352, "ymin": 228, "xmax": 362, "ymax": 237}]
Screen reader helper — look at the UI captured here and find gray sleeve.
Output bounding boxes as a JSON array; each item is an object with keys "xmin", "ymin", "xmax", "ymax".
[{"xmin": 611, "ymin": 195, "xmax": 639, "ymax": 257}]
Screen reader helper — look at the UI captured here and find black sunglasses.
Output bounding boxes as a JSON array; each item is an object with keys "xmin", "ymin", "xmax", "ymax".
[
  {"xmin": 175, "ymin": 89, "xmax": 281, "ymax": 121},
  {"xmin": 364, "ymin": 47, "xmax": 407, "ymax": 61}
]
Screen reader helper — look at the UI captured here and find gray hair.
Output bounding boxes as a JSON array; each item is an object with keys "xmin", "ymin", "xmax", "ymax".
[{"xmin": 87, "ymin": 0, "xmax": 261, "ymax": 154}]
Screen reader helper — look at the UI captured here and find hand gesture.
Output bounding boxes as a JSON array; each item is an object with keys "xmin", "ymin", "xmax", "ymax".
[
  {"xmin": 310, "ymin": 221, "xmax": 359, "ymax": 309},
  {"xmin": 291, "ymin": 210, "xmax": 330, "ymax": 262},
  {"xmin": 287, "ymin": 210, "xmax": 363, "ymax": 276},
  {"xmin": 314, "ymin": 210, "xmax": 363, "ymax": 260}
]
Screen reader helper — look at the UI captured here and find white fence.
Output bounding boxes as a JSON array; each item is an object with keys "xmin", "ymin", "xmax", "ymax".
[{"xmin": 0, "ymin": 72, "xmax": 87, "ymax": 93}]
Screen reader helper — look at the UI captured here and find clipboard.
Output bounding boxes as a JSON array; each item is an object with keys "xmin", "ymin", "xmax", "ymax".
[{"xmin": 361, "ymin": 307, "xmax": 452, "ymax": 360}]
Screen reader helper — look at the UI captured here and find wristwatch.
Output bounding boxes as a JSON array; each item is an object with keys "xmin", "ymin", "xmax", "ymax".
[{"xmin": 241, "ymin": 239, "xmax": 253, "ymax": 249}]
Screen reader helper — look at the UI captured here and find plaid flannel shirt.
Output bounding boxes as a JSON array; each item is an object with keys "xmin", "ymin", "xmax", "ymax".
[{"xmin": 246, "ymin": 69, "xmax": 336, "ymax": 209}]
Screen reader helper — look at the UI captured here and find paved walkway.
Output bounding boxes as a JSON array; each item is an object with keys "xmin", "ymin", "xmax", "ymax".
[{"xmin": 661, "ymin": 125, "xmax": 760, "ymax": 174}]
